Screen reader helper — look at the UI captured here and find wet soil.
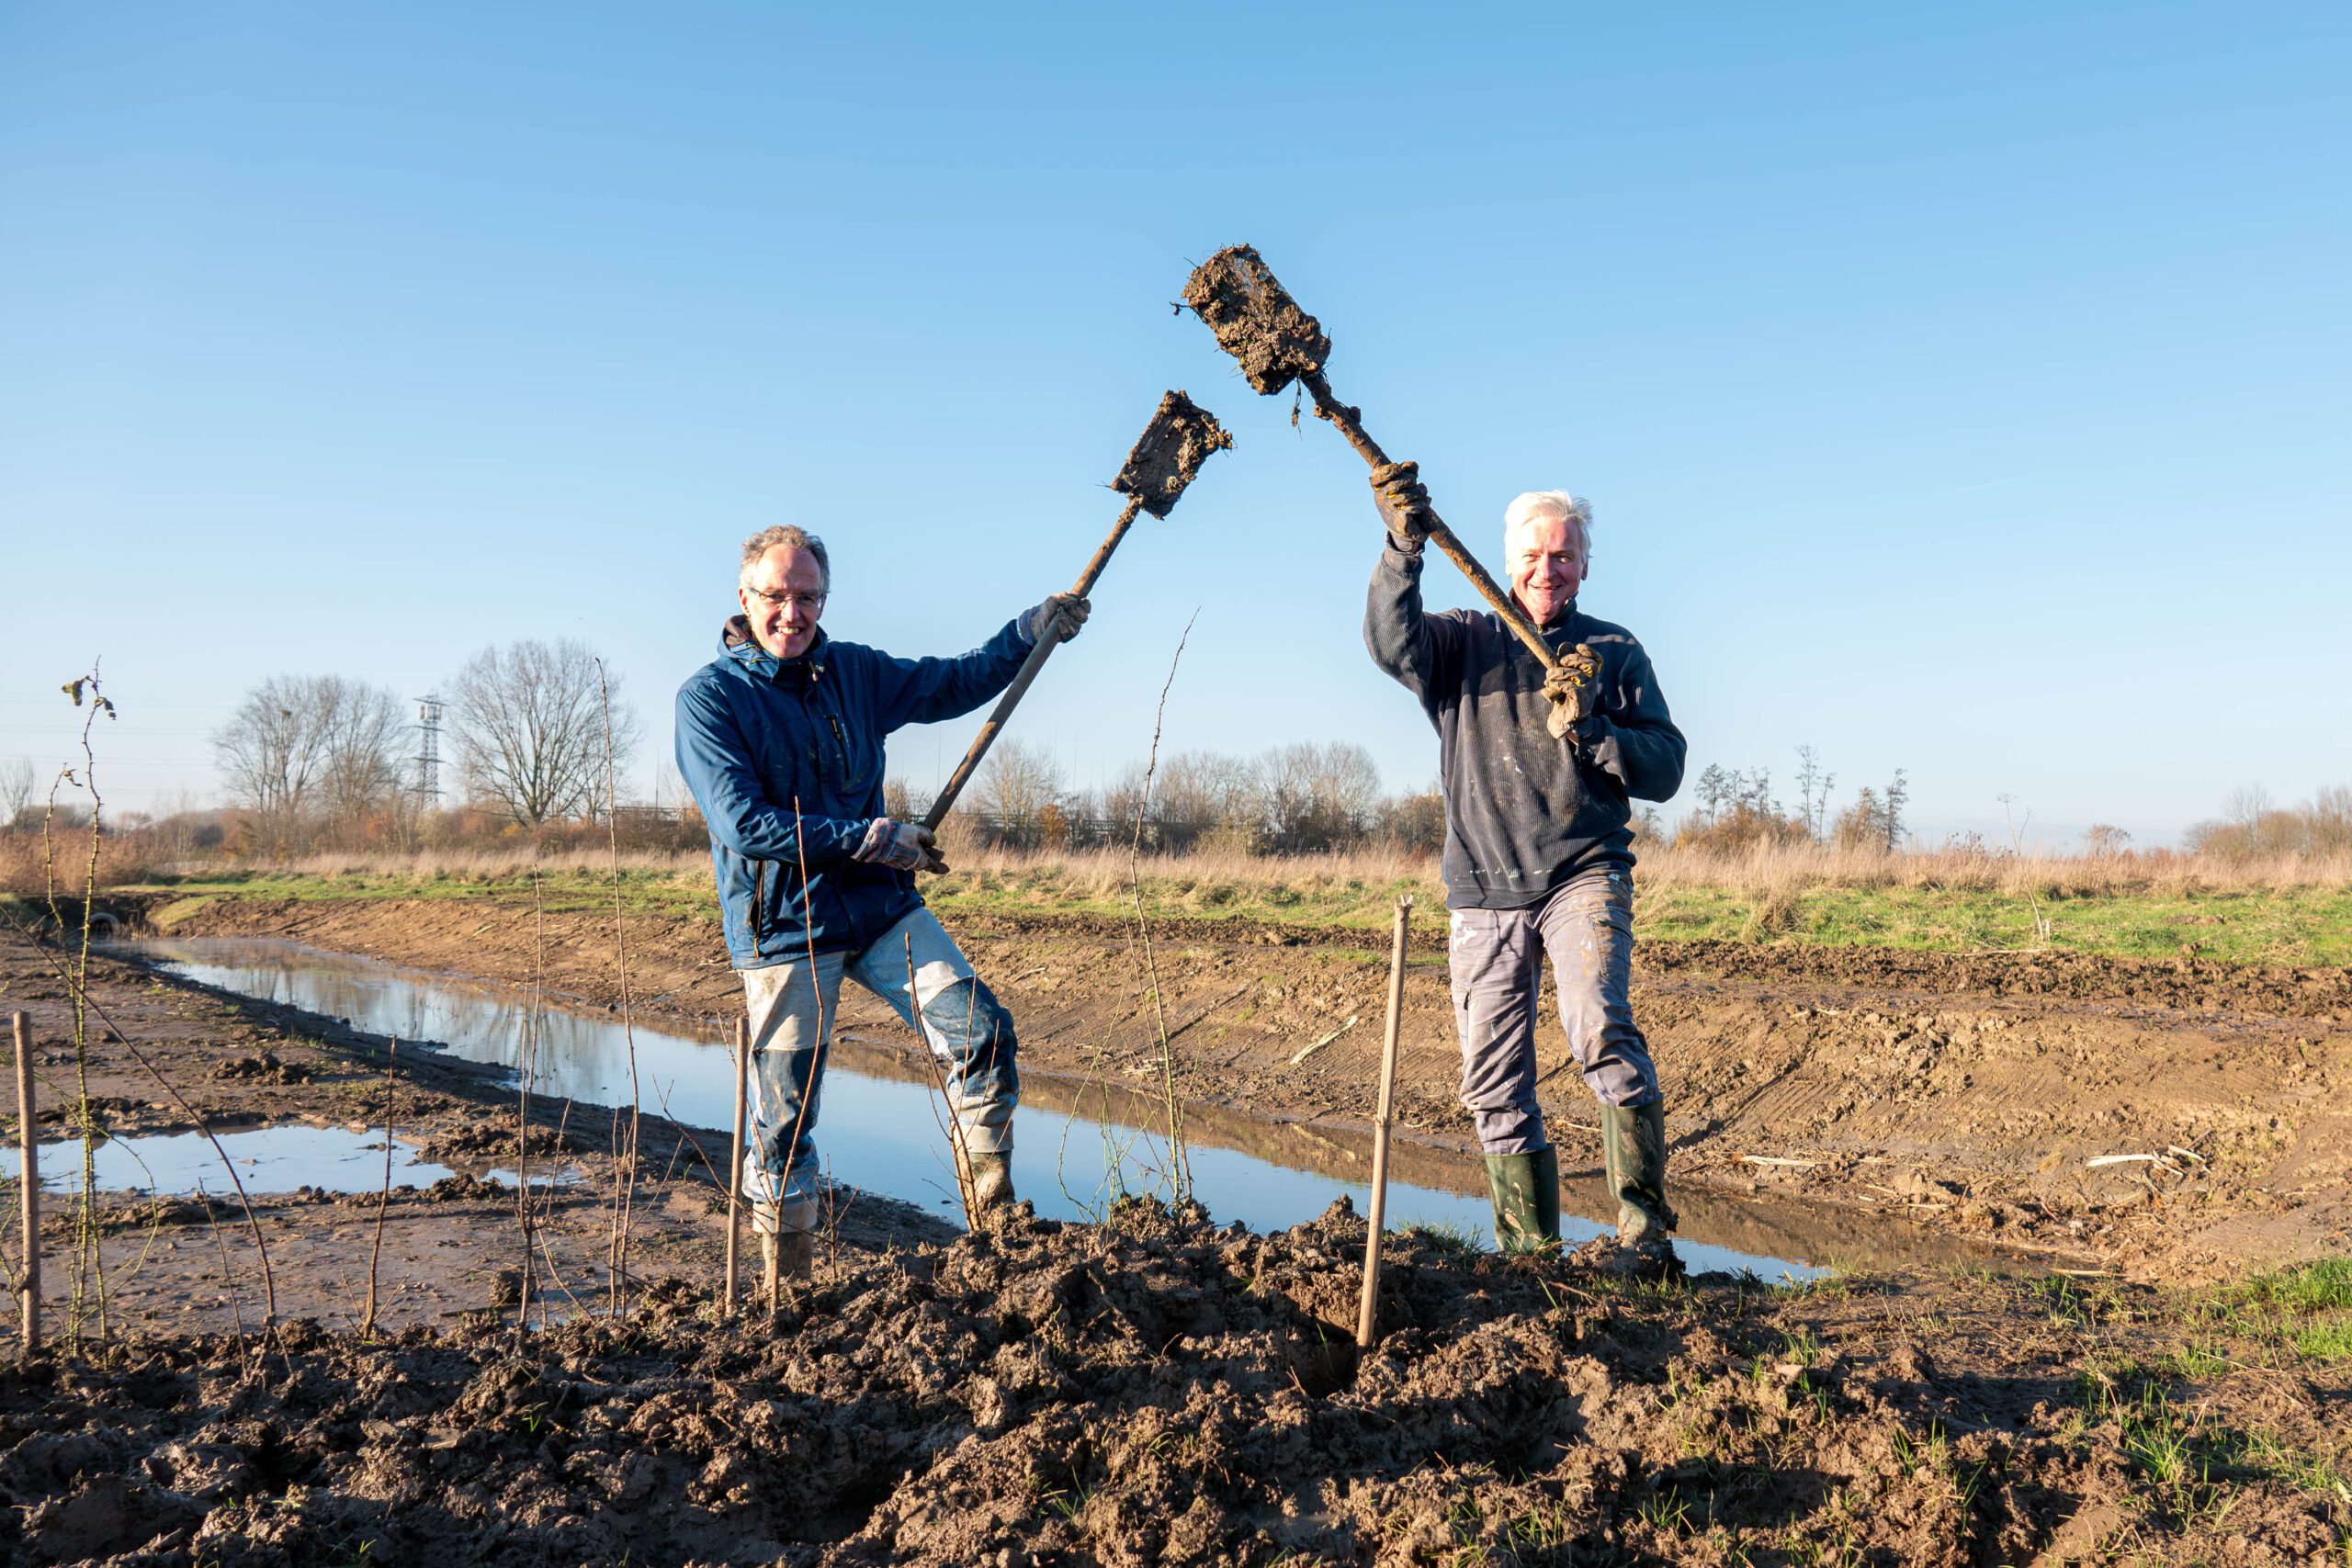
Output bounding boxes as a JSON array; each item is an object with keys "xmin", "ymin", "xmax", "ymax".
[
  {"xmin": 1112, "ymin": 389, "xmax": 1232, "ymax": 518},
  {"xmin": 145, "ymin": 894, "xmax": 2352, "ymax": 1285},
  {"xmin": 5, "ymin": 1201, "xmax": 2347, "ymax": 1566},
  {"xmin": 1183, "ymin": 243, "xmax": 1332, "ymax": 396}
]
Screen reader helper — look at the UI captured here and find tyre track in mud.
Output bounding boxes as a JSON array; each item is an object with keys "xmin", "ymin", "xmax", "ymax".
[{"xmin": 141, "ymin": 894, "xmax": 2352, "ymax": 1282}]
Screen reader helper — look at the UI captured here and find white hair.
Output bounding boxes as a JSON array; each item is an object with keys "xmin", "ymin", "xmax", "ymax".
[{"xmin": 1502, "ymin": 491, "xmax": 1592, "ymax": 561}]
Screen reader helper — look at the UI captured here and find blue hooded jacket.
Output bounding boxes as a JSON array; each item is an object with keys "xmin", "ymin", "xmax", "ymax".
[{"xmin": 675, "ymin": 614, "xmax": 1031, "ymax": 966}]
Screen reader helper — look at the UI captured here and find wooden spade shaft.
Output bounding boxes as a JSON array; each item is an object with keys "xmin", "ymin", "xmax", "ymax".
[
  {"xmin": 1299, "ymin": 368, "xmax": 1561, "ymax": 675},
  {"xmin": 922, "ymin": 496, "xmax": 1144, "ymax": 831},
  {"xmin": 1355, "ymin": 897, "xmax": 1412, "ymax": 1349}
]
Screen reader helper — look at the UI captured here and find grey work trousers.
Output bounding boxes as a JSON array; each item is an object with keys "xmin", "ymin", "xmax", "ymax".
[{"xmin": 1448, "ymin": 864, "xmax": 1660, "ymax": 1155}]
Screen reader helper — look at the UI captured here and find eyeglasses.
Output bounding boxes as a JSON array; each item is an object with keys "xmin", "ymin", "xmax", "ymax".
[{"xmin": 745, "ymin": 587, "xmax": 828, "ymax": 612}]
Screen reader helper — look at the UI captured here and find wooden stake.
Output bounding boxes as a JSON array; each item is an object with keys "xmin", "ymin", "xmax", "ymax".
[
  {"xmin": 12, "ymin": 1013, "xmax": 36, "ymax": 1353},
  {"xmin": 1356, "ymin": 897, "xmax": 1411, "ymax": 1350},
  {"xmin": 724, "ymin": 1017, "xmax": 749, "ymax": 1314},
  {"xmin": 361, "ymin": 1038, "xmax": 396, "ymax": 1339}
]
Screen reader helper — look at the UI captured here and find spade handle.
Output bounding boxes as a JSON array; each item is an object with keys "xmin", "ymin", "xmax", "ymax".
[
  {"xmin": 922, "ymin": 495, "xmax": 1145, "ymax": 831},
  {"xmin": 1300, "ymin": 370, "xmax": 1562, "ymax": 675}
]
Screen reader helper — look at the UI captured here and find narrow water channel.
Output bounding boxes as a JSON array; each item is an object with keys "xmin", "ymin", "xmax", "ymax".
[{"xmin": 124, "ymin": 937, "xmax": 2019, "ymax": 1281}]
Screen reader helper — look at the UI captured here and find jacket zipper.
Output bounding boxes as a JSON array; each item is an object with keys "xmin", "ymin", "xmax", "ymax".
[
  {"xmin": 827, "ymin": 716, "xmax": 851, "ymax": 787},
  {"xmin": 750, "ymin": 860, "xmax": 767, "ymax": 961}
]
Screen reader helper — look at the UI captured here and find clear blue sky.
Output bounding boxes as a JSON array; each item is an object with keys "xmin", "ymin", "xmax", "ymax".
[{"xmin": 5, "ymin": 4, "xmax": 2346, "ymax": 846}]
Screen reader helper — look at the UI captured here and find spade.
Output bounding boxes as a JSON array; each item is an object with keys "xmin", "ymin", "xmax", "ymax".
[
  {"xmin": 922, "ymin": 390, "xmax": 1232, "ymax": 829},
  {"xmin": 1182, "ymin": 244, "xmax": 1566, "ymax": 676}
]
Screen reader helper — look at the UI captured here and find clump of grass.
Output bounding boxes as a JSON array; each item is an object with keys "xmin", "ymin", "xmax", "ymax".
[
  {"xmin": 2199, "ymin": 1257, "xmax": 2352, "ymax": 1362},
  {"xmin": 1405, "ymin": 1219, "xmax": 1485, "ymax": 1256}
]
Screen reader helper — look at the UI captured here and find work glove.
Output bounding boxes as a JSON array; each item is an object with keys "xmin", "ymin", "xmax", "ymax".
[
  {"xmin": 1019, "ymin": 592, "xmax": 1091, "ymax": 646},
  {"xmin": 1370, "ymin": 460, "xmax": 1433, "ymax": 549},
  {"xmin": 854, "ymin": 818, "xmax": 949, "ymax": 874},
  {"xmin": 1542, "ymin": 643, "xmax": 1605, "ymax": 745}
]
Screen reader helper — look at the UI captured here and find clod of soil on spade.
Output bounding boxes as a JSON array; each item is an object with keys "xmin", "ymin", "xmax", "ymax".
[
  {"xmin": 1111, "ymin": 390, "xmax": 1234, "ymax": 517},
  {"xmin": 1182, "ymin": 243, "xmax": 1331, "ymax": 395}
]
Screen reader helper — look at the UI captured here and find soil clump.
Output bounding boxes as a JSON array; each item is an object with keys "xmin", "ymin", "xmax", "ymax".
[{"xmin": 4, "ymin": 1200, "xmax": 2346, "ymax": 1566}]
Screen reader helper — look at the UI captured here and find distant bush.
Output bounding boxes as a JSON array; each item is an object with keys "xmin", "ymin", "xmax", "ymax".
[{"xmin": 2185, "ymin": 785, "xmax": 2352, "ymax": 863}]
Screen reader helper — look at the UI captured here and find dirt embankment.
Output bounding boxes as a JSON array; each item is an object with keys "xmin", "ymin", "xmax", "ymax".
[{"xmin": 145, "ymin": 893, "xmax": 2352, "ymax": 1283}]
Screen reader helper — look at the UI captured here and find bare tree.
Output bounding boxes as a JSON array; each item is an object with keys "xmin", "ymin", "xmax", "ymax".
[
  {"xmin": 1257, "ymin": 740, "xmax": 1382, "ymax": 852},
  {"xmin": 448, "ymin": 638, "xmax": 644, "ymax": 826},
  {"xmin": 1374, "ymin": 784, "xmax": 1447, "ymax": 854},
  {"xmin": 969, "ymin": 738, "xmax": 1065, "ymax": 849},
  {"xmin": 318, "ymin": 682, "xmax": 411, "ymax": 822},
  {"xmin": 0, "ymin": 757, "xmax": 35, "ymax": 829},
  {"xmin": 1103, "ymin": 748, "xmax": 1248, "ymax": 852},
  {"xmin": 1793, "ymin": 744, "xmax": 1836, "ymax": 842},
  {"xmin": 215, "ymin": 677, "xmax": 325, "ymax": 819},
  {"xmin": 213, "ymin": 675, "xmax": 408, "ymax": 830},
  {"xmin": 1835, "ymin": 769, "xmax": 1911, "ymax": 853}
]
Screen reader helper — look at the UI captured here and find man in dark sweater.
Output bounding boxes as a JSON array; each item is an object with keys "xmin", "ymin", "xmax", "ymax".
[{"xmin": 1363, "ymin": 462, "xmax": 1688, "ymax": 1273}]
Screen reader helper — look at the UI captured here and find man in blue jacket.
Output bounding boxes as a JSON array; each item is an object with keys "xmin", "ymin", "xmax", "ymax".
[
  {"xmin": 676, "ymin": 524, "xmax": 1086, "ymax": 1280},
  {"xmin": 1364, "ymin": 465, "xmax": 1688, "ymax": 1275}
]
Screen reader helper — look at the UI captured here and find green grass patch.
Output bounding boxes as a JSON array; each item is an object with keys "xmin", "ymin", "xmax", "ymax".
[
  {"xmin": 102, "ymin": 859, "xmax": 2352, "ymax": 967},
  {"xmin": 1634, "ymin": 880, "xmax": 2352, "ymax": 966},
  {"xmin": 2190, "ymin": 1257, "xmax": 2352, "ymax": 1363}
]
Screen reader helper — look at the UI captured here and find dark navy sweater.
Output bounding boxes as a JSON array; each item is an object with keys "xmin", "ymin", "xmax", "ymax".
[{"xmin": 1364, "ymin": 540, "xmax": 1686, "ymax": 908}]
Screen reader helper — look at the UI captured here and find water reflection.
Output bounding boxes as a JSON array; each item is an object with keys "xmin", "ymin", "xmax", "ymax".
[
  {"xmin": 3, "ymin": 1125, "xmax": 453, "ymax": 1195},
  {"xmin": 130, "ymin": 937, "xmax": 2020, "ymax": 1280}
]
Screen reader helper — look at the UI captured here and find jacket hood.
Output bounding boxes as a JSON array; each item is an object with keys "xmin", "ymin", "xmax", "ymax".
[{"xmin": 720, "ymin": 617, "xmax": 830, "ymax": 684}]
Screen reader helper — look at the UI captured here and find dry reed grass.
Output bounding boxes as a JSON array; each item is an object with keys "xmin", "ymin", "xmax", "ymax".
[{"xmin": 104, "ymin": 835, "xmax": 2352, "ymax": 904}]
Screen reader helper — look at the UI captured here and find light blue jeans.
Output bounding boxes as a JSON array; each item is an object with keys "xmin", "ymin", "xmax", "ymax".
[
  {"xmin": 1448, "ymin": 864, "xmax": 1661, "ymax": 1155},
  {"xmin": 738, "ymin": 906, "xmax": 1018, "ymax": 1233}
]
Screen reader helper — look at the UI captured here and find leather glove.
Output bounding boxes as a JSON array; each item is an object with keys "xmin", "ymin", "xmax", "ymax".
[
  {"xmin": 1542, "ymin": 644, "xmax": 1605, "ymax": 745},
  {"xmin": 854, "ymin": 818, "xmax": 949, "ymax": 874},
  {"xmin": 1019, "ymin": 593, "xmax": 1091, "ymax": 645},
  {"xmin": 1370, "ymin": 460, "xmax": 1433, "ymax": 548}
]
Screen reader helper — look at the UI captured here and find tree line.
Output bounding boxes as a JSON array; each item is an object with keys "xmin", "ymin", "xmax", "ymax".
[
  {"xmin": 1655, "ymin": 747, "xmax": 1913, "ymax": 852},
  {"xmin": 44, "ymin": 640, "xmax": 2340, "ymax": 865},
  {"xmin": 928, "ymin": 738, "xmax": 1442, "ymax": 855},
  {"xmin": 2184, "ymin": 784, "xmax": 2352, "ymax": 862},
  {"xmin": 205, "ymin": 637, "xmax": 644, "ymax": 852}
]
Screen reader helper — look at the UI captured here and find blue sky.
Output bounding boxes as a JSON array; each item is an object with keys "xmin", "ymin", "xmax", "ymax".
[{"xmin": 4, "ymin": 4, "xmax": 2346, "ymax": 846}]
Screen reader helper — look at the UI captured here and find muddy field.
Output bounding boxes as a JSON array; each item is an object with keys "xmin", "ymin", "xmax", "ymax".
[
  {"xmin": 6, "ymin": 1199, "xmax": 2351, "ymax": 1565},
  {"xmin": 145, "ymin": 891, "xmax": 2352, "ymax": 1284},
  {"xmin": 4, "ymin": 903, "xmax": 2350, "ymax": 1563}
]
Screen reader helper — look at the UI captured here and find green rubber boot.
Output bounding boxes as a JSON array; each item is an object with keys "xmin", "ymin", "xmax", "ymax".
[
  {"xmin": 1600, "ymin": 1101, "xmax": 1681, "ymax": 1277},
  {"xmin": 1484, "ymin": 1146, "xmax": 1562, "ymax": 1255}
]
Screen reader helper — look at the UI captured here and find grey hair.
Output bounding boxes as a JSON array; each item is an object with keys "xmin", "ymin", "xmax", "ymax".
[
  {"xmin": 1502, "ymin": 491, "xmax": 1592, "ymax": 561},
  {"xmin": 739, "ymin": 525, "xmax": 831, "ymax": 591}
]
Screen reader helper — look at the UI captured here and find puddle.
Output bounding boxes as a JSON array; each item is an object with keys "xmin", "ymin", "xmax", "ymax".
[
  {"xmin": 3, "ymin": 1125, "xmax": 454, "ymax": 1196},
  {"xmin": 127, "ymin": 937, "xmax": 2027, "ymax": 1281}
]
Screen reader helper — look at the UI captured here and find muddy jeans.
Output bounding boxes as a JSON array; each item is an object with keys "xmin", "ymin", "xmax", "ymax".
[
  {"xmin": 1448, "ymin": 864, "xmax": 1660, "ymax": 1155},
  {"xmin": 738, "ymin": 906, "xmax": 1018, "ymax": 1231}
]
